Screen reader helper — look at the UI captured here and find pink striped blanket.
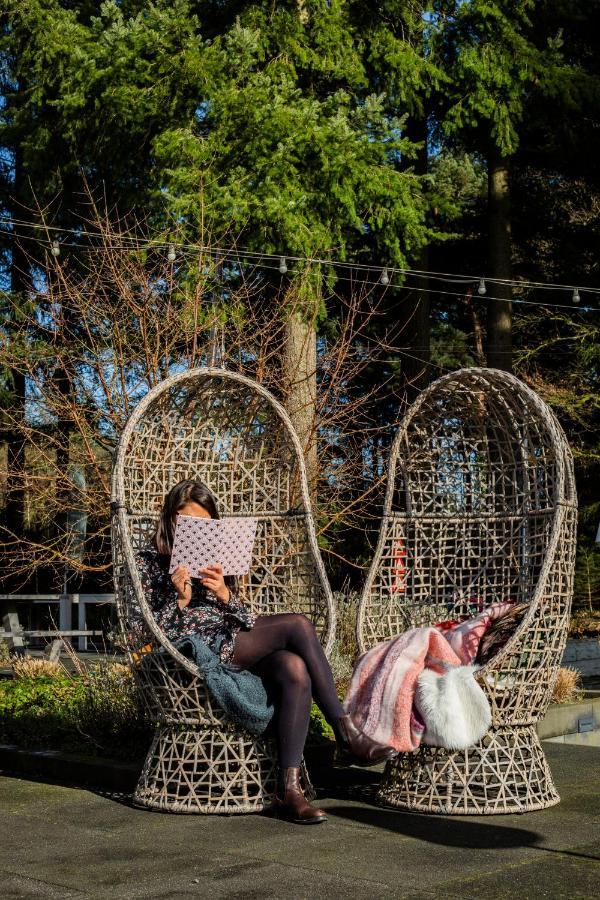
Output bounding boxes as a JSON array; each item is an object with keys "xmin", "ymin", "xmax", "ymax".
[{"xmin": 344, "ymin": 602, "xmax": 513, "ymax": 752}]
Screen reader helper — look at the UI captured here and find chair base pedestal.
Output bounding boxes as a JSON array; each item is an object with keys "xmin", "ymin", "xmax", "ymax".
[
  {"xmin": 376, "ymin": 724, "xmax": 559, "ymax": 815},
  {"xmin": 133, "ymin": 725, "xmax": 277, "ymax": 814}
]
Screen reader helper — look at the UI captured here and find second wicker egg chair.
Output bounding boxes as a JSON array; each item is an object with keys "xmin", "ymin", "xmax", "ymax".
[
  {"xmin": 357, "ymin": 368, "xmax": 577, "ymax": 815},
  {"xmin": 111, "ymin": 367, "xmax": 335, "ymax": 814}
]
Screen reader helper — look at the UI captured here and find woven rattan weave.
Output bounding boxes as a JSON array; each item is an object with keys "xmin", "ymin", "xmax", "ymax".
[
  {"xmin": 357, "ymin": 368, "xmax": 577, "ymax": 815},
  {"xmin": 111, "ymin": 368, "xmax": 335, "ymax": 814}
]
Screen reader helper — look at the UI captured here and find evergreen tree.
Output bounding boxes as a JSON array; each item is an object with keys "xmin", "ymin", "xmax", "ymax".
[
  {"xmin": 433, "ymin": 0, "xmax": 563, "ymax": 370},
  {"xmin": 1, "ymin": 1, "xmax": 437, "ymax": 574}
]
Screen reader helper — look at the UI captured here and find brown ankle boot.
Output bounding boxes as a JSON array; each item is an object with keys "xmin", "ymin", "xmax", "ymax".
[
  {"xmin": 335, "ymin": 714, "xmax": 398, "ymax": 767},
  {"xmin": 271, "ymin": 767, "xmax": 327, "ymax": 825}
]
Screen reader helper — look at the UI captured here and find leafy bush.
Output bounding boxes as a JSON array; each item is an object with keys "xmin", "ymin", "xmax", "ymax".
[
  {"xmin": 75, "ymin": 661, "xmax": 152, "ymax": 758},
  {"xmin": 0, "ymin": 660, "xmax": 152, "ymax": 760},
  {"xmin": 308, "ymin": 703, "xmax": 334, "ymax": 744},
  {"xmin": 0, "ymin": 659, "xmax": 333, "ymax": 758},
  {"xmin": 0, "ymin": 676, "xmax": 86, "ymax": 750}
]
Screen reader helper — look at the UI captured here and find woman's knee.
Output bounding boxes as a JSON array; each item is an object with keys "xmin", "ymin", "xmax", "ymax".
[
  {"xmin": 271, "ymin": 651, "xmax": 311, "ymax": 690},
  {"xmin": 286, "ymin": 613, "xmax": 317, "ymax": 642}
]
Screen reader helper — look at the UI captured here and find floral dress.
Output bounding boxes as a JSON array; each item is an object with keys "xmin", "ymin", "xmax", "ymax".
[{"xmin": 135, "ymin": 542, "xmax": 255, "ymax": 662}]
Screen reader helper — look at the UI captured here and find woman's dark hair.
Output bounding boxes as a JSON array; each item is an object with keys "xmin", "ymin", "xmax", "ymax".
[{"xmin": 153, "ymin": 479, "xmax": 237, "ymax": 592}]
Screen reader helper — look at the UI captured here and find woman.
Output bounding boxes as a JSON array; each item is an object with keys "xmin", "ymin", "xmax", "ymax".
[{"xmin": 136, "ymin": 479, "xmax": 396, "ymax": 825}]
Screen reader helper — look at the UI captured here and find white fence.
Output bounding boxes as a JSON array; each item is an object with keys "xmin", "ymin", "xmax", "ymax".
[{"xmin": 0, "ymin": 594, "xmax": 115, "ymax": 651}]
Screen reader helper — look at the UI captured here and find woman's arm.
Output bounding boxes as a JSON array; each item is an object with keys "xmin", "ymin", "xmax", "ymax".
[
  {"xmin": 136, "ymin": 550, "xmax": 165, "ymax": 612},
  {"xmin": 136, "ymin": 549, "xmax": 185, "ymax": 628},
  {"xmin": 199, "ymin": 565, "xmax": 254, "ymax": 629},
  {"xmin": 222, "ymin": 583, "xmax": 254, "ymax": 629}
]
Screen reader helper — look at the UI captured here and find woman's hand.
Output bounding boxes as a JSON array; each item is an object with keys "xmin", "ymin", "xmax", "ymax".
[
  {"xmin": 171, "ymin": 565, "xmax": 193, "ymax": 609},
  {"xmin": 199, "ymin": 564, "xmax": 230, "ymax": 604}
]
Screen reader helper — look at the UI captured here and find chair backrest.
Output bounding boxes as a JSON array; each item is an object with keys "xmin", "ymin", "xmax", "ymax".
[
  {"xmin": 111, "ymin": 368, "xmax": 335, "ymax": 675},
  {"xmin": 357, "ymin": 368, "xmax": 577, "ymax": 718}
]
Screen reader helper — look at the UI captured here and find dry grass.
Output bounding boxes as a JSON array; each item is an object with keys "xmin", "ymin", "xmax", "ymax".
[
  {"xmin": 552, "ymin": 666, "xmax": 585, "ymax": 704},
  {"xmin": 329, "ymin": 590, "xmax": 360, "ymax": 689},
  {"xmin": 0, "ymin": 639, "xmax": 10, "ymax": 665},
  {"xmin": 569, "ymin": 610, "xmax": 600, "ymax": 638},
  {"xmin": 12, "ymin": 656, "xmax": 69, "ymax": 679}
]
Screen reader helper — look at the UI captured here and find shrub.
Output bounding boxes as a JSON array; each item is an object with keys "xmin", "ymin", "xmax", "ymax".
[
  {"xmin": 12, "ymin": 657, "xmax": 67, "ymax": 679},
  {"xmin": 0, "ymin": 639, "xmax": 10, "ymax": 665},
  {"xmin": 0, "ymin": 659, "xmax": 152, "ymax": 759},
  {"xmin": 552, "ymin": 666, "xmax": 585, "ymax": 704},
  {"xmin": 74, "ymin": 661, "xmax": 152, "ymax": 758},
  {"xmin": 0, "ymin": 676, "xmax": 85, "ymax": 750},
  {"xmin": 330, "ymin": 590, "xmax": 359, "ymax": 691},
  {"xmin": 569, "ymin": 610, "xmax": 600, "ymax": 638},
  {"xmin": 308, "ymin": 703, "xmax": 334, "ymax": 744}
]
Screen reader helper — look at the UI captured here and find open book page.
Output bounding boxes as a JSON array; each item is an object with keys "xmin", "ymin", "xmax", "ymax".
[{"xmin": 168, "ymin": 515, "xmax": 258, "ymax": 577}]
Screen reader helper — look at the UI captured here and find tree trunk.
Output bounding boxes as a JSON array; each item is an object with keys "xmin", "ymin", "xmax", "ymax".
[
  {"xmin": 282, "ymin": 278, "xmax": 319, "ymax": 503},
  {"xmin": 487, "ymin": 148, "xmax": 513, "ymax": 371},
  {"xmin": 398, "ymin": 115, "xmax": 430, "ymax": 410},
  {"xmin": 4, "ymin": 146, "xmax": 28, "ymax": 547}
]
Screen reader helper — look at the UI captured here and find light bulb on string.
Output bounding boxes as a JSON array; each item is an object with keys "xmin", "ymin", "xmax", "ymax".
[
  {"xmin": 380, "ymin": 267, "xmax": 390, "ymax": 286},
  {"xmin": 167, "ymin": 244, "xmax": 176, "ymax": 262},
  {"xmin": 51, "ymin": 240, "xmax": 60, "ymax": 258},
  {"xmin": 279, "ymin": 257, "xmax": 288, "ymax": 274},
  {"xmin": 477, "ymin": 278, "xmax": 486, "ymax": 296},
  {"xmin": 572, "ymin": 288, "xmax": 580, "ymax": 304}
]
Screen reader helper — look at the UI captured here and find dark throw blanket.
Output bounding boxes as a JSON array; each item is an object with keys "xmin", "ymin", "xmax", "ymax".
[{"xmin": 173, "ymin": 634, "xmax": 274, "ymax": 735}]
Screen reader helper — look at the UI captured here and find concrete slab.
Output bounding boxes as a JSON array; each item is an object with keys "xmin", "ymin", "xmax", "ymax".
[
  {"xmin": 538, "ymin": 695, "xmax": 600, "ymax": 739},
  {"xmin": 0, "ymin": 743, "xmax": 598, "ymax": 899}
]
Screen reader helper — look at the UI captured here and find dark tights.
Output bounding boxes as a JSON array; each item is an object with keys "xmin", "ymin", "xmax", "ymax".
[{"xmin": 232, "ymin": 613, "xmax": 345, "ymax": 768}]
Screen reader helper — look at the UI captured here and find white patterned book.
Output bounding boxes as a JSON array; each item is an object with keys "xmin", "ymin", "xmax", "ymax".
[{"xmin": 168, "ymin": 515, "xmax": 258, "ymax": 577}]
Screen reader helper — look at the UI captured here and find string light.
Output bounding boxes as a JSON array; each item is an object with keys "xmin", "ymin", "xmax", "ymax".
[{"xmin": 0, "ymin": 216, "xmax": 597, "ymax": 311}]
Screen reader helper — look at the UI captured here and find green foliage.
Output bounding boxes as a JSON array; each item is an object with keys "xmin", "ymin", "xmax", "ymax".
[
  {"xmin": 74, "ymin": 661, "xmax": 152, "ymax": 757},
  {"xmin": 307, "ymin": 702, "xmax": 334, "ymax": 745},
  {"xmin": 429, "ymin": 152, "xmax": 487, "ymax": 226},
  {"xmin": 0, "ymin": 676, "xmax": 86, "ymax": 750},
  {"xmin": 2, "ymin": 1, "xmax": 438, "ymax": 264},
  {"xmin": 573, "ymin": 545, "xmax": 600, "ymax": 613},
  {"xmin": 434, "ymin": 0, "xmax": 562, "ymax": 156},
  {"xmin": 0, "ymin": 666, "xmax": 152, "ymax": 759},
  {"xmin": 431, "ymin": 321, "xmax": 476, "ymax": 370},
  {"xmin": 0, "ymin": 663, "xmax": 335, "ymax": 757},
  {"xmin": 150, "ymin": 3, "xmax": 436, "ymax": 263}
]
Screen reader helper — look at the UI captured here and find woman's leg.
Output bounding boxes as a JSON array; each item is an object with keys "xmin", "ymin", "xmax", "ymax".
[
  {"xmin": 254, "ymin": 650, "xmax": 311, "ymax": 768},
  {"xmin": 236, "ymin": 614, "xmax": 397, "ymax": 773},
  {"xmin": 255, "ymin": 649, "xmax": 327, "ymax": 824},
  {"xmin": 232, "ymin": 613, "xmax": 345, "ymax": 726}
]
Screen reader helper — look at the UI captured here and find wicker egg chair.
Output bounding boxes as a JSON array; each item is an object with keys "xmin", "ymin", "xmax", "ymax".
[
  {"xmin": 111, "ymin": 367, "xmax": 335, "ymax": 814},
  {"xmin": 357, "ymin": 367, "xmax": 577, "ymax": 815}
]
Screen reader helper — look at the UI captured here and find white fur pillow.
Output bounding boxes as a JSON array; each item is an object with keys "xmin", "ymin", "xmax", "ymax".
[{"xmin": 414, "ymin": 665, "xmax": 492, "ymax": 750}]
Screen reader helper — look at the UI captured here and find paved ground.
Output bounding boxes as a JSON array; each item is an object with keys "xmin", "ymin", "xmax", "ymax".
[{"xmin": 0, "ymin": 742, "xmax": 598, "ymax": 900}]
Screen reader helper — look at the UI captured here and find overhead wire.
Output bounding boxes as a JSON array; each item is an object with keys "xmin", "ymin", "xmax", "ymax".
[{"xmin": 1, "ymin": 215, "xmax": 598, "ymax": 313}]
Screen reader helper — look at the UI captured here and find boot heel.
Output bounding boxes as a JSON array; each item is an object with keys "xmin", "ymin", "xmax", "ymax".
[{"xmin": 334, "ymin": 715, "xmax": 399, "ymax": 766}]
